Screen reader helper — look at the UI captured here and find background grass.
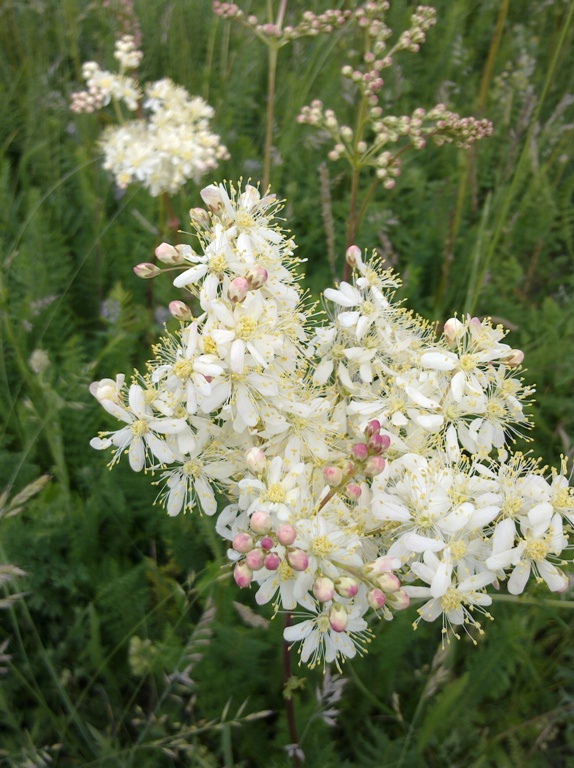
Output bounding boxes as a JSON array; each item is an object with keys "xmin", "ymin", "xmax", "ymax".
[{"xmin": 1, "ymin": 0, "xmax": 574, "ymax": 766}]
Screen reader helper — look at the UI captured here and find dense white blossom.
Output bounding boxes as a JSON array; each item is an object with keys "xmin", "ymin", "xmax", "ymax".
[{"xmin": 91, "ymin": 181, "xmax": 573, "ymax": 668}]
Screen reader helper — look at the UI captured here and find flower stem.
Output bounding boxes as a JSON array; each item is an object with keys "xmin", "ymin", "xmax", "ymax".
[
  {"xmin": 282, "ymin": 612, "xmax": 302, "ymax": 768},
  {"xmin": 263, "ymin": 44, "xmax": 278, "ymax": 191}
]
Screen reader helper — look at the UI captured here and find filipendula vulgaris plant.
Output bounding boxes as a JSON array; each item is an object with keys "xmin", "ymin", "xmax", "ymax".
[{"xmin": 90, "ymin": 177, "xmax": 574, "ymax": 672}]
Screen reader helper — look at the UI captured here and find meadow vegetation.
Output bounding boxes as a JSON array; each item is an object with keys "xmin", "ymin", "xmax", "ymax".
[{"xmin": 1, "ymin": 1, "xmax": 574, "ymax": 766}]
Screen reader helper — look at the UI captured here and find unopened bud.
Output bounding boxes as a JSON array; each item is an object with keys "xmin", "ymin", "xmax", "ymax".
[
  {"xmin": 364, "ymin": 419, "xmax": 381, "ymax": 438},
  {"xmin": 388, "ymin": 588, "xmax": 410, "ymax": 611},
  {"xmin": 134, "ymin": 262, "xmax": 161, "ymax": 279},
  {"xmin": 313, "ymin": 576, "xmax": 335, "ymax": 602},
  {"xmin": 352, "ymin": 443, "xmax": 369, "ymax": 461},
  {"xmin": 323, "ymin": 465, "xmax": 343, "ymax": 487},
  {"xmin": 378, "ymin": 572, "xmax": 401, "ymax": 593},
  {"xmin": 260, "ymin": 536, "xmax": 274, "ymax": 550},
  {"xmin": 246, "ymin": 265, "xmax": 268, "ymax": 289},
  {"xmin": 286, "ymin": 548, "xmax": 309, "ymax": 571},
  {"xmin": 245, "ymin": 447, "xmax": 267, "ymax": 474},
  {"xmin": 245, "ymin": 548, "xmax": 265, "ymax": 570},
  {"xmin": 189, "ymin": 207, "xmax": 210, "ymax": 228},
  {"xmin": 329, "ymin": 603, "xmax": 348, "ymax": 632},
  {"xmin": 228, "ymin": 276, "xmax": 249, "ymax": 303},
  {"xmin": 334, "ymin": 576, "xmax": 359, "ymax": 598},
  {"xmin": 277, "ymin": 524, "xmax": 297, "ymax": 546},
  {"xmin": 155, "ymin": 242, "xmax": 185, "ymax": 265},
  {"xmin": 504, "ymin": 349, "xmax": 524, "ymax": 368},
  {"xmin": 363, "ymin": 455, "xmax": 386, "ymax": 477},
  {"xmin": 368, "ymin": 555, "xmax": 401, "ymax": 574},
  {"xmin": 264, "ymin": 552, "xmax": 281, "ymax": 570},
  {"xmin": 345, "ymin": 482, "xmax": 362, "ymax": 500},
  {"xmin": 169, "ymin": 300, "xmax": 192, "ymax": 321},
  {"xmin": 367, "ymin": 588, "xmax": 386, "ymax": 609},
  {"xmin": 233, "ymin": 562, "xmax": 253, "ymax": 588},
  {"xmin": 342, "ymin": 460, "xmax": 355, "ymax": 476},
  {"xmin": 443, "ymin": 317, "xmax": 465, "ymax": 343},
  {"xmin": 250, "ymin": 510, "xmax": 271, "ymax": 534},
  {"xmin": 232, "ymin": 533, "xmax": 254, "ymax": 554},
  {"xmin": 345, "ymin": 244, "xmax": 362, "ymax": 267}
]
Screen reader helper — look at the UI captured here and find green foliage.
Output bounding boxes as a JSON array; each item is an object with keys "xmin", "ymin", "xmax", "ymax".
[{"xmin": 1, "ymin": 0, "xmax": 574, "ymax": 765}]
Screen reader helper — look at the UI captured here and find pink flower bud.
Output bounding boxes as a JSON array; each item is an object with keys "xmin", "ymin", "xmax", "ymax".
[
  {"xmin": 286, "ymin": 549, "xmax": 309, "ymax": 572},
  {"xmin": 264, "ymin": 552, "xmax": 281, "ymax": 570},
  {"xmin": 169, "ymin": 300, "xmax": 192, "ymax": 321},
  {"xmin": 313, "ymin": 576, "xmax": 335, "ymax": 602},
  {"xmin": 329, "ymin": 603, "xmax": 348, "ymax": 632},
  {"xmin": 228, "ymin": 276, "xmax": 250, "ymax": 303},
  {"xmin": 246, "ymin": 548, "xmax": 264, "ymax": 570},
  {"xmin": 342, "ymin": 460, "xmax": 355, "ymax": 476},
  {"xmin": 232, "ymin": 533, "xmax": 254, "ymax": 554},
  {"xmin": 352, "ymin": 443, "xmax": 369, "ymax": 461},
  {"xmin": 364, "ymin": 419, "xmax": 381, "ymax": 437},
  {"xmin": 245, "ymin": 447, "xmax": 267, "ymax": 474},
  {"xmin": 369, "ymin": 555, "xmax": 401, "ymax": 574},
  {"xmin": 189, "ymin": 207, "xmax": 210, "ymax": 228},
  {"xmin": 323, "ymin": 465, "xmax": 343, "ymax": 487},
  {"xmin": 155, "ymin": 242, "xmax": 184, "ymax": 265},
  {"xmin": 363, "ymin": 455, "xmax": 386, "ymax": 477},
  {"xmin": 260, "ymin": 536, "xmax": 274, "ymax": 550},
  {"xmin": 367, "ymin": 433, "xmax": 384, "ymax": 453},
  {"xmin": 388, "ymin": 588, "xmax": 410, "ymax": 611},
  {"xmin": 277, "ymin": 524, "xmax": 297, "ymax": 546},
  {"xmin": 250, "ymin": 510, "xmax": 271, "ymax": 534},
  {"xmin": 378, "ymin": 572, "xmax": 401, "ymax": 593},
  {"xmin": 233, "ymin": 562, "xmax": 253, "ymax": 588},
  {"xmin": 134, "ymin": 262, "xmax": 161, "ymax": 279},
  {"xmin": 367, "ymin": 588, "xmax": 386, "ymax": 609},
  {"xmin": 345, "ymin": 245, "xmax": 362, "ymax": 267},
  {"xmin": 334, "ymin": 576, "xmax": 359, "ymax": 598},
  {"xmin": 345, "ymin": 483, "xmax": 362, "ymax": 500},
  {"xmin": 246, "ymin": 265, "xmax": 268, "ymax": 289}
]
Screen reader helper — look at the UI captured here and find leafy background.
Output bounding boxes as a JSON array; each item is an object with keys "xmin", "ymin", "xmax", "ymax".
[{"xmin": 1, "ymin": 0, "xmax": 574, "ymax": 766}]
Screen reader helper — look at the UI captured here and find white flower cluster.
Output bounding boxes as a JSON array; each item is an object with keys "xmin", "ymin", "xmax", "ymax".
[
  {"xmin": 90, "ymin": 182, "xmax": 573, "ymax": 669},
  {"xmin": 71, "ymin": 37, "xmax": 229, "ymax": 197}
]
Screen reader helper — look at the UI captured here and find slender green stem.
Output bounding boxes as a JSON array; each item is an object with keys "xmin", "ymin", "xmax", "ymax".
[{"xmin": 263, "ymin": 44, "xmax": 279, "ymax": 191}]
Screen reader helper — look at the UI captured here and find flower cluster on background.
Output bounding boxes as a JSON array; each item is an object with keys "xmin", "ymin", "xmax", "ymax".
[
  {"xmin": 70, "ymin": 36, "xmax": 229, "ymax": 196},
  {"xmin": 90, "ymin": 182, "xmax": 573, "ymax": 670}
]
